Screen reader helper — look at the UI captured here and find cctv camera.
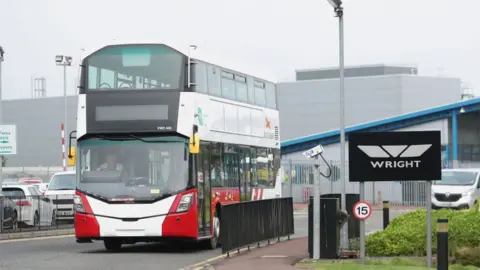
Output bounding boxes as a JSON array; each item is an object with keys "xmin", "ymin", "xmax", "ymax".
[{"xmin": 55, "ymin": 55, "xmax": 64, "ymax": 64}]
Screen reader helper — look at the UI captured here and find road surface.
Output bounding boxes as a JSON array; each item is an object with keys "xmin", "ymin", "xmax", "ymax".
[{"xmin": 0, "ymin": 210, "xmax": 408, "ymax": 270}]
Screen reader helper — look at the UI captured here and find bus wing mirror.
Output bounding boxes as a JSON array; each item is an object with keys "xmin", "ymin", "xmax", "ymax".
[
  {"xmin": 68, "ymin": 130, "xmax": 77, "ymax": 166},
  {"xmin": 189, "ymin": 134, "xmax": 200, "ymax": 154},
  {"xmin": 68, "ymin": 147, "xmax": 76, "ymax": 166}
]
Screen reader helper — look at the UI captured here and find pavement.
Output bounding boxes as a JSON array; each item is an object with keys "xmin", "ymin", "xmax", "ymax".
[
  {"xmin": 193, "ymin": 209, "xmax": 414, "ymax": 270},
  {"xmin": 0, "ymin": 208, "xmax": 412, "ymax": 270},
  {"xmin": 0, "ymin": 226, "xmax": 74, "ymax": 241},
  {"xmin": 210, "ymin": 237, "xmax": 307, "ymax": 270}
]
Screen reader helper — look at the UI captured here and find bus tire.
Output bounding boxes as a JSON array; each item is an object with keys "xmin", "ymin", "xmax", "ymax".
[
  {"xmin": 104, "ymin": 239, "xmax": 122, "ymax": 251},
  {"xmin": 207, "ymin": 207, "xmax": 220, "ymax": 249}
]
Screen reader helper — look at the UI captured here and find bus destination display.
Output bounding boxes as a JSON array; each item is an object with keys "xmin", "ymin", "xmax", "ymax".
[{"xmin": 95, "ymin": 104, "xmax": 169, "ymax": 122}]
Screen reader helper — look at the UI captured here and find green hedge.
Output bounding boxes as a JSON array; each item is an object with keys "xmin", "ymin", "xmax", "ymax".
[{"xmin": 366, "ymin": 202, "xmax": 480, "ymax": 258}]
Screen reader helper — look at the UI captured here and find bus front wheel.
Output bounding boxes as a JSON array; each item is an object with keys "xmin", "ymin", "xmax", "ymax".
[
  {"xmin": 205, "ymin": 211, "xmax": 220, "ymax": 249},
  {"xmin": 104, "ymin": 239, "xmax": 122, "ymax": 251}
]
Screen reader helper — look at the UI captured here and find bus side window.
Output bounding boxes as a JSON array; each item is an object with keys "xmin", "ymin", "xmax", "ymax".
[
  {"xmin": 210, "ymin": 143, "xmax": 224, "ymax": 187},
  {"xmin": 223, "ymin": 144, "xmax": 239, "ymax": 188}
]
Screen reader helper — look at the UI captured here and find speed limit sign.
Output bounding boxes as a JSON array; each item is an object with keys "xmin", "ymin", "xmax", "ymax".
[{"xmin": 353, "ymin": 200, "xmax": 372, "ymax": 220}]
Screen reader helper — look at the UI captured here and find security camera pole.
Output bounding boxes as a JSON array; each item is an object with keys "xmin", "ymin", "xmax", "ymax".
[
  {"xmin": 0, "ymin": 46, "xmax": 4, "ymax": 192},
  {"xmin": 55, "ymin": 55, "xmax": 73, "ymax": 170},
  {"xmin": 326, "ymin": 0, "xmax": 348, "ymax": 250},
  {"xmin": 303, "ymin": 144, "xmax": 326, "ymax": 260}
]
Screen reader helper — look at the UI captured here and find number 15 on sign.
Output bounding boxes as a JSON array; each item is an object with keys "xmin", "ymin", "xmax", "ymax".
[{"xmin": 353, "ymin": 201, "xmax": 372, "ymax": 220}]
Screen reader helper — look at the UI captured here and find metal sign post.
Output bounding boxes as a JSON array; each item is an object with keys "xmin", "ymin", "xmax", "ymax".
[
  {"xmin": 313, "ymin": 155, "xmax": 321, "ymax": 259},
  {"xmin": 348, "ymin": 131, "xmax": 441, "ymax": 265},
  {"xmin": 358, "ymin": 186, "xmax": 366, "ymax": 260},
  {"xmin": 426, "ymin": 180, "xmax": 432, "ymax": 267},
  {"xmin": 353, "ymin": 199, "xmax": 372, "ymax": 261},
  {"xmin": 303, "ymin": 144, "xmax": 332, "ymax": 260}
]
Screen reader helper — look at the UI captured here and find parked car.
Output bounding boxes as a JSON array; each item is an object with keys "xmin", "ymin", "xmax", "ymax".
[
  {"xmin": 0, "ymin": 191, "xmax": 18, "ymax": 230},
  {"xmin": 34, "ymin": 183, "xmax": 49, "ymax": 195},
  {"xmin": 1, "ymin": 184, "xmax": 55, "ymax": 227},
  {"xmin": 432, "ymin": 168, "xmax": 480, "ymax": 210},
  {"xmin": 18, "ymin": 177, "xmax": 43, "ymax": 184},
  {"xmin": 44, "ymin": 171, "xmax": 76, "ymax": 221}
]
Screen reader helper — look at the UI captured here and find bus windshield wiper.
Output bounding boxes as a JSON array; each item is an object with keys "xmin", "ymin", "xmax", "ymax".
[
  {"xmin": 93, "ymin": 134, "xmax": 186, "ymax": 143},
  {"xmin": 126, "ymin": 134, "xmax": 186, "ymax": 143},
  {"xmin": 94, "ymin": 135, "xmax": 136, "ymax": 141}
]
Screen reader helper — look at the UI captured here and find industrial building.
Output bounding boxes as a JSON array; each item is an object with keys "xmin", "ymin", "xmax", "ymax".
[
  {"xmin": 1, "ymin": 95, "xmax": 78, "ymax": 167},
  {"xmin": 280, "ymin": 97, "xmax": 480, "ymax": 204},
  {"xmin": 277, "ymin": 64, "xmax": 462, "ymax": 141}
]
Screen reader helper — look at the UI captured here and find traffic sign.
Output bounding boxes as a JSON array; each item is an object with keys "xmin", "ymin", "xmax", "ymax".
[
  {"xmin": 0, "ymin": 125, "xmax": 17, "ymax": 155},
  {"xmin": 353, "ymin": 200, "xmax": 372, "ymax": 220}
]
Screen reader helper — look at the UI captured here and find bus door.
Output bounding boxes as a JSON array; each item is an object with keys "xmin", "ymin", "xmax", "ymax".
[
  {"xmin": 197, "ymin": 142, "xmax": 212, "ymax": 237},
  {"xmin": 239, "ymin": 146, "xmax": 251, "ymax": 201}
]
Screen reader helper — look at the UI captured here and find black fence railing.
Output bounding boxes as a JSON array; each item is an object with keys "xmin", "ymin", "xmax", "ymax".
[
  {"xmin": 0, "ymin": 195, "xmax": 75, "ymax": 234},
  {"xmin": 219, "ymin": 197, "xmax": 295, "ymax": 254}
]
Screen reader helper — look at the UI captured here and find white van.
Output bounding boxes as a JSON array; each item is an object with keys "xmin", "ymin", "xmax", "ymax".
[
  {"xmin": 44, "ymin": 171, "xmax": 76, "ymax": 221},
  {"xmin": 432, "ymin": 168, "xmax": 480, "ymax": 210}
]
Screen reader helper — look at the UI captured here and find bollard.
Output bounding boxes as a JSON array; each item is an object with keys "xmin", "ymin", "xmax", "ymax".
[
  {"xmin": 382, "ymin": 201, "xmax": 389, "ymax": 230},
  {"xmin": 437, "ymin": 219, "xmax": 449, "ymax": 270}
]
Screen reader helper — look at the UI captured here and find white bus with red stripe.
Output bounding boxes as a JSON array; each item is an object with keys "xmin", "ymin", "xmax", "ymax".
[{"xmin": 72, "ymin": 43, "xmax": 282, "ymax": 251}]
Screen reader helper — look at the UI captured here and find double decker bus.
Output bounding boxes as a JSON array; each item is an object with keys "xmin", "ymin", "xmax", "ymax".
[{"xmin": 71, "ymin": 43, "xmax": 282, "ymax": 251}]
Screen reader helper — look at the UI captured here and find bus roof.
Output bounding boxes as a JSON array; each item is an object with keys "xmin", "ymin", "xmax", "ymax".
[{"xmin": 81, "ymin": 39, "xmax": 277, "ymax": 83}]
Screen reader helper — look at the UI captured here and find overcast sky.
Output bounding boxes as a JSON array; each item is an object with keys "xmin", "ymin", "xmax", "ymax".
[{"xmin": 1, "ymin": 0, "xmax": 479, "ymax": 100}]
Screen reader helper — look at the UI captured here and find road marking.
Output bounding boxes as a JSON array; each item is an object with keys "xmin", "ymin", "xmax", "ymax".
[
  {"xmin": 260, "ymin": 255, "xmax": 287, "ymax": 258},
  {"xmin": 0, "ymin": 234, "xmax": 74, "ymax": 243}
]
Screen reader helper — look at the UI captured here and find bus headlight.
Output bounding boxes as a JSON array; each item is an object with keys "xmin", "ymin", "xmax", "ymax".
[
  {"xmin": 74, "ymin": 195, "xmax": 86, "ymax": 213},
  {"xmin": 176, "ymin": 194, "xmax": 193, "ymax": 213}
]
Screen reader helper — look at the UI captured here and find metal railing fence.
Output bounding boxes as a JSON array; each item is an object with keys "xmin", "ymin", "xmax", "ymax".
[{"xmin": 281, "ymin": 159, "xmax": 480, "ymax": 207}]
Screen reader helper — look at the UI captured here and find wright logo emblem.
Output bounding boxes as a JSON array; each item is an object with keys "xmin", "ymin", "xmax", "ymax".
[{"xmin": 357, "ymin": 144, "xmax": 432, "ymax": 168}]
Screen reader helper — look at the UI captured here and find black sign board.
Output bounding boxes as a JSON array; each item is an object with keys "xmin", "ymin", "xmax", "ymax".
[{"xmin": 348, "ymin": 131, "xmax": 441, "ymax": 182}]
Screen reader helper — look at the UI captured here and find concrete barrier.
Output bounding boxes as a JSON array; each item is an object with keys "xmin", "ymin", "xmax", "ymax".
[{"xmin": 0, "ymin": 228, "xmax": 74, "ymax": 241}]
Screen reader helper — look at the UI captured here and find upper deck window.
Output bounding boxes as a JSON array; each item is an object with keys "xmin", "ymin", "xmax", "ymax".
[{"xmin": 86, "ymin": 45, "xmax": 183, "ymax": 91}]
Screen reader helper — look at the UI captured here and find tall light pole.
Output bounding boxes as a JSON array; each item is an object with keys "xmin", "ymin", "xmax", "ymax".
[
  {"xmin": 0, "ymin": 46, "xmax": 4, "ymax": 192},
  {"xmin": 326, "ymin": 0, "xmax": 348, "ymax": 252},
  {"xmin": 55, "ymin": 55, "xmax": 73, "ymax": 171}
]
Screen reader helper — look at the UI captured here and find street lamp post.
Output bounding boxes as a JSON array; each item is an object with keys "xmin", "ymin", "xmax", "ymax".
[
  {"xmin": 55, "ymin": 55, "xmax": 73, "ymax": 171},
  {"xmin": 326, "ymin": 0, "xmax": 349, "ymax": 252},
  {"xmin": 0, "ymin": 46, "xmax": 4, "ymax": 192}
]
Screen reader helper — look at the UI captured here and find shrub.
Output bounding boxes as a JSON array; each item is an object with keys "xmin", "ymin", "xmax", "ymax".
[
  {"xmin": 455, "ymin": 246, "xmax": 480, "ymax": 267},
  {"xmin": 366, "ymin": 201, "xmax": 480, "ymax": 257}
]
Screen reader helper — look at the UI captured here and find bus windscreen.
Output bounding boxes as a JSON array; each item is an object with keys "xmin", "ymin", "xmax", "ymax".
[{"xmin": 86, "ymin": 44, "xmax": 183, "ymax": 91}]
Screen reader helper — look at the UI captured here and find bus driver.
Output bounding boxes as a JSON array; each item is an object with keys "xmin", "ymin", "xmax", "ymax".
[{"xmin": 97, "ymin": 151, "xmax": 125, "ymax": 172}]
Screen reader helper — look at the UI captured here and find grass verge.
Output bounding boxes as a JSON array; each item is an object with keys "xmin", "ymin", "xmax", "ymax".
[{"xmin": 296, "ymin": 258, "xmax": 479, "ymax": 270}]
